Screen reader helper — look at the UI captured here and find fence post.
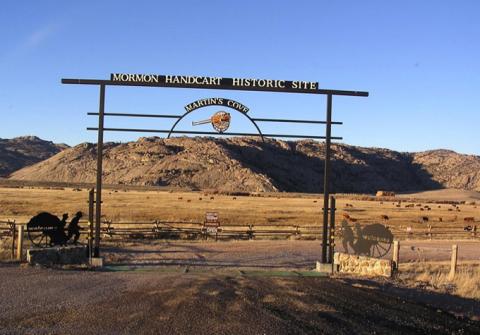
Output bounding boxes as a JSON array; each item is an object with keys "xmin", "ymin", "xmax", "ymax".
[
  {"xmin": 392, "ymin": 240, "xmax": 400, "ymax": 271},
  {"xmin": 16, "ymin": 225, "xmax": 24, "ymax": 261},
  {"xmin": 448, "ymin": 244, "xmax": 458, "ymax": 280}
]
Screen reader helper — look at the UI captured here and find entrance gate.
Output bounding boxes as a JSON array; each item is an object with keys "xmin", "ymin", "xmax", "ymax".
[{"xmin": 62, "ymin": 73, "xmax": 368, "ymax": 265}]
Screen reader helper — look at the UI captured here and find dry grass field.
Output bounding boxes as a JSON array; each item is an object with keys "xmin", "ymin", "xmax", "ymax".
[{"xmin": 0, "ymin": 186, "xmax": 478, "ymax": 233}]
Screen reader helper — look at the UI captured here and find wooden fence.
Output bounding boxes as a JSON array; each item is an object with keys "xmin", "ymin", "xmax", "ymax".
[{"xmin": 1, "ymin": 219, "xmax": 478, "ymax": 243}]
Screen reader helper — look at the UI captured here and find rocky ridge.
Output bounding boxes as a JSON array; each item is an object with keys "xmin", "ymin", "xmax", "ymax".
[{"xmin": 7, "ymin": 136, "xmax": 480, "ymax": 193}]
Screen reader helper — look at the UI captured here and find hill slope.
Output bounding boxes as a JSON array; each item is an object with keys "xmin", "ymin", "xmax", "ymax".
[
  {"xmin": 8, "ymin": 137, "xmax": 480, "ymax": 193},
  {"xmin": 0, "ymin": 136, "xmax": 68, "ymax": 177}
]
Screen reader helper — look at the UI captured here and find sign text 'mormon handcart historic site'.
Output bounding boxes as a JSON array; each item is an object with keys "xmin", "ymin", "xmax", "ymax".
[{"xmin": 111, "ymin": 73, "xmax": 319, "ymax": 91}]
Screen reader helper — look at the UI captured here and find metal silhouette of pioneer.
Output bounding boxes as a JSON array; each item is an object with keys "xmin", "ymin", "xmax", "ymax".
[
  {"xmin": 62, "ymin": 73, "xmax": 368, "ymax": 265},
  {"xmin": 192, "ymin": 111, "xmax": 231, "ymax": 133}
]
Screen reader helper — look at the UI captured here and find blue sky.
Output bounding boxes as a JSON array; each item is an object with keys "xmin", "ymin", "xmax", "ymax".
[{"xmin": 1, "ymin": 1, "xmax": 479, "ymax": 154}]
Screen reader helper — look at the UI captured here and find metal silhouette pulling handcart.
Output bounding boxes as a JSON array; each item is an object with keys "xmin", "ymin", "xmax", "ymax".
[
  {"xmin": 340, "ymin": 221, "xmax": 393, "ymax": 258},
  {"xmin": 27, "ymin": 212, "xmax": 83, "ymax": 247}
]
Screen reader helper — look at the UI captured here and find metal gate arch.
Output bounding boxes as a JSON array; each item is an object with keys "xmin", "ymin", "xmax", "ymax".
[
  {"xmin": 166, "ymin": 103, "xmax": 265, "ymax": 141},
  {"xmin": 62, "ymin": 73, "xmax": 368, "ymax": 265}
]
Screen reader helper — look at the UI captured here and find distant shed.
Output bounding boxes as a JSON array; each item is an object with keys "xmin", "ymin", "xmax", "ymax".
[{"xmin": 376, "ymin": 191, "xmax": 396, "ymax": 197}]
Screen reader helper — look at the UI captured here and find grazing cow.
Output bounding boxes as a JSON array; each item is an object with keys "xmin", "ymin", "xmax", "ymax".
[
  {"xmin": 405, "ymin": 204, "xmax": 414, "ymax": 208},
  {"xmin": 464, "ymin": 217, "xmax": 475, "ymax": 223},
  {"xmin": 342, "ymin": 213, "xmax": 351, "ymax": 220},
  {"xmin": 178, "ymin": 197, "xmax": 183, "ymax": 200},
  {"xmin": 416, "ymin": 204, "xmax": 422, "ymax": 207},
  {"xmin": 420, "ymin": 208, "xmax": 424, "ymax": 211},
  {"xmin": 345, "ymin": 203, "xmax": 354, "ymax": 208},
  {"xmin": 464, "ymin": 225, "xmax": 473, "ymax": 232},
  {"xmin": 187, "ymin": 199, "xmax": 191, "ymax": 203},
  {"xmin": 421, "ymin": 216, "xmax": 429, "ymax": 223},
  {"xmin": 233, "ymin": 197, "xmax": 237, "ymax": 200},
  {"xmin": 448, "ymin": 208, "xmax": 453, "ymax": 212},
  {"xmin": 438, "ymin": 217, "xmax": 443, "ymax": 222},
  {"xmin": 381, "ymin": 215, "xmax": 389, "ymax": 221},
  {"xmin": 199, "ymin": 197, "xmax": 202, "ymax": 200},
  {"xmin": 210, "ymin": 196, "xmax": 215, "ymax": 200},
  {"xmin": 349, "ymin": 218, "xmax": 358, "ymax": 223},
  {"xmin": 313, "ymin": 200, "xmax": 317, "ymax": 203}
]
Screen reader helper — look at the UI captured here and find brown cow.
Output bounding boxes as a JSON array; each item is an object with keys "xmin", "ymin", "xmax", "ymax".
[
  {"xmin": 342, "ymin": 213, "xmax": 351, "ymax": 220},
  {"xmin": 381, "ymin": 215, "xmax": 389, "ymax": 221},
  {"xmin": 421, "ymin": 216, "xmax": 429, "ymax": 223},
  {"xmin": 464, "ymin": 217, "xmax": 475, "ymax": 223}
]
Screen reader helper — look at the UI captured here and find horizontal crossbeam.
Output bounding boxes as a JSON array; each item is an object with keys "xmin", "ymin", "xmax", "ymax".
[
  {"xmin": 251, "ymin": 118, "xmax": 342, "ymax": 125},
  {"xmin": 86, "ymin": 127, "xmax": 342, "ymax": 140},
  {"xmin": 88, "ymin": 112, "xmax": 181, "ymax": 118},
  {"xmin": 87, "ymin": 113, "xmax": 341, "ymax": 125},
  {"xmin": 62, "ymin": 78, "xmax": 369, "ymax": 97}
]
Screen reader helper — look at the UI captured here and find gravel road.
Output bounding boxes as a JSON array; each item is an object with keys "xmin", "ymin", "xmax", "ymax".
[
  {"xmin": 102, "ymin": 239, "xmax": 480, "ymax": 268},
  {"xmin": 0, "ymin": 264, "xmax": 478, "ymax": 335}
]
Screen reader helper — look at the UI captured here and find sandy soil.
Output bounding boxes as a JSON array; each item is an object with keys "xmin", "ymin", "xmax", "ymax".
[{"xmin": 0, "ymin": 264, "xmax": 478, "ymax": 335}]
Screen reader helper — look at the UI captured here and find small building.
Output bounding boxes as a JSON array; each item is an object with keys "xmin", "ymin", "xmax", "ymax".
[{"xmin": 376, "ymin": 190, "xmax": 395, "ymax": 197}]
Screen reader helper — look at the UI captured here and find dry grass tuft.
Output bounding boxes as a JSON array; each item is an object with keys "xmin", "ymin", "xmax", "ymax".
[{"xmin": 399, "ymin": 262, "xmax": 480, "ymax": 300}]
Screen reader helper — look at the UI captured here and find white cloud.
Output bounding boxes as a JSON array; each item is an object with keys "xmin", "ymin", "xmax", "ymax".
[{"xmin": 22, "ymin": 24, "xmax": 59, "ymax": 50}]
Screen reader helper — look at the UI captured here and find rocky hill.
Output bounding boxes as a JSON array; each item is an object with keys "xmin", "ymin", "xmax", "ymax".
[
  {"xmin": 0, "ymin": 136, "xmax": 68, "ymax": 177},
  {"xmin": 7, "ymin": 137, "xmax": 480, "ymax": 193}
]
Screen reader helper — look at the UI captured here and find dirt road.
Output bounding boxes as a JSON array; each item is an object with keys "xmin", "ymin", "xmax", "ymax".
[
  {"xmin": 102, "ymin": 239, "xmax": 480, "ymax": 268},
  {"xmin": 0, "ymin": 264, "xmax": 478, "ymax": 334}
]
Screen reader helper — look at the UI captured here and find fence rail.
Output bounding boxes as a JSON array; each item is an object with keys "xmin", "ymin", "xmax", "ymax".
[{"xmin": 1, "ymin": 219, "xmax": 477, "ymax": 242}]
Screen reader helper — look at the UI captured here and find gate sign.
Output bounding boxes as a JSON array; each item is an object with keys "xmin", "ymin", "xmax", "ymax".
[
  {"xmin": 111, "ymin": 73, "xmax": 319, "ymax": 93},
  {"xmin": 204, "ymin": 212, "xmax": 220, "ymax": 234},
  {"xmin": 205, "ymin": 212, "xmax": 218, "ymax": 223}
]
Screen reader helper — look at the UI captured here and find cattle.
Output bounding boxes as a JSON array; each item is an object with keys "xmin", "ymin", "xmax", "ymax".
[
  {"xmin": 210, "ymin": 196, "xmax": 215, "ymax": 200},
  {"xmin": 349, "ymin": 218, "xmax": 358, "ymax": 223},
  {"xmin": 464, "ymin": 217, "xmax": 475, "ymax": 223},
  {"xmin": 198, "ymin": 197, "xmax": 202, "ymax": 201},
  {"xmin": 381, "ymin": 215, "xmax": 389, "ymax": 221},
  {"xmin": 233, "ymin": 197, "xmax": 237, "ymax": 200},
  {"xmin": 438, "ymin": 217, "xmax": 443, "ymax": 222},
  {"xmin": 345, "ymin": 203, "xmax": 354, "ymax": 208},
  {"xmin": 421, "ymin": 216, "xmax": 429, "ymax": 223},
  {"xmin": 177, "ymin": 197, "xmax": 183, "ymax": 200},
  {"xmin": 342, "ymin": 213, "xmax": 351, "ymax": 220},
  {"xmin": 405, "ymin": 204, "xmax": 414, "ymax": 208}
]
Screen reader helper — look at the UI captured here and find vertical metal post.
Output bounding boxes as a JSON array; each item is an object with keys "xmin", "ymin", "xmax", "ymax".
[
  {"xmin": 11, "ymin": 222, "xmax": 16, "ymax": 260},
  {"xmin": 328, "ymin": 196, "xmax": 336, "ymax": 263},
  {"xmin": 321, "ymin": 94, "xmax": 333, "ymax": 263},
  {"xmin": 88, "ymin": 188, "xmax": 94, "ymax": 259},
  {"xmin": 94, "ymin": 84, "xmax": 105, "ymax": 257}
]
